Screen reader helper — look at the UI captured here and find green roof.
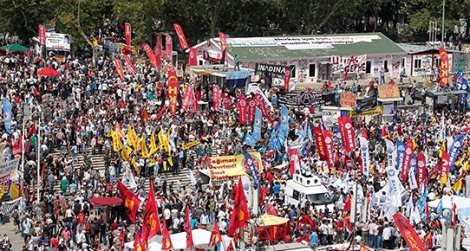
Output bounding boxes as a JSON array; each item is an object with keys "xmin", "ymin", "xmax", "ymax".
[{"xmin": 220, "ymin": 33, "xmax": 405, "ymax": 61}]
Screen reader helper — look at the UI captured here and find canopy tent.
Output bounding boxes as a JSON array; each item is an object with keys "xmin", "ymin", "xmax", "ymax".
[
  {"xmin": 252, "ymin": 214, "xmax": 289, "ymax": 227},
  {"xmin": 250, "ymin": 215, "xmax": 290, "ymax": 242},
  {"xmin": 37, "ymin": 66, "xmax": 60, "ymax": 77},
  {"xmin": 0, "ymin": 43, "xmax": 30, "ymax": 52},
  {"xmin": 124, "ymin": 229, "xmax": 234, "ymax": 251},
  {"xmin": 428, "ymin": 195, "xmax": 470, "ymax": 210},
  {"xmin": 89, "ymin": 197, "xmax": 122, "ymax": 207}
]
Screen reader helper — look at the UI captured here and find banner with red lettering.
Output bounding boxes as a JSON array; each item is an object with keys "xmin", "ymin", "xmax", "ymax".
[
  {"xmin": 173, "ymin": 23, "xmax": 189, "ymax": 50},
  {"xmin": 247, "ymin": 98, "xmax": 256, "ymax": 124},
  {"xmin": 113, "ymin": 58, "xmax": 125, "ymax": 80},
  {"xmin": 238, "ymin": 96, "xmax": 247, "ymax": 125},
  {"xmin": 142, "ymin": 43, "xmax": 158, "ymax": 69},
  {"xmin": 322, "ymin": 129, "xmax": 334, "ymax": 168},
  {"xmin": 439, "ymin": 47, "xmax": 449, "ymax": 87},
  {"xmin": 124, "ymin": 23, "xmax": 131, "ymax": 47},
  {"xmin": 212, "ymin": 84, "xmax": 219, "ymax": 111},
  {"xmin": 168, "ymin": 70, "xmax": 179, "ymax": 115},
  {"xmin": 400, "ymin": 140, "xmax": 413, "ymax": 181},
  {"xmin": 122, "ymin": 55, "xmax": 137, "ymax": 75},
  {"xmin": 393, "ymin": 214, "xmax": 427, "ymax": 251},
  {"xmin": 155, "ymin": 34, "xmax": 162, "ymax": 71},
  {"xmin": 284, "ymin": 66, "xmax": 291, "ymax": 91},
  {"xmin": 416, "ymin": 153, "xmax": 427, "ymax": 188},
  {"xmin": 337, "ymin": 116, "xmax": 355, "ymax": 154},
  {"xmin": 222, "ymin": 93, "xmax": 232, "ymax": 110},
  {"xmin": 254, "ymin": 94, "xmax": 268, "ymax": 116},
  {"xmin": 289, "ymin": 148, "xmax": 301, "ymax": 175},
  {"xmin": 182, "ymin": 84, "xmax": 194, "ymax": 112},
  {"xmin": 188, "ymin": 48, "xmax": 198, "ymax": 66},
  {"xmin": 218, "ymin": 32, "xmax": 228, "ymax": 63},
  {"xmin": 165, "ymin": 35, "xmax": 173, "ymax": 62},
  {"xmin": 313, "ymin": 127, "xmax": 329, "ymax": 163},
  {"xmin": 38, "ymin": 25, "xmax": 46, "ymax": 46}
]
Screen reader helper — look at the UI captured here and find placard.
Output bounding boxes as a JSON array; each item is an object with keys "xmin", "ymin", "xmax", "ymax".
[
  {"xmin": 207, "ymin": 152, "xmax": 264, "ymax": 181},
  {"xmin": 339, "ymin": 92, "xmax": 356, "ymax": 107},
  {"xmin": 378, "ymin": 84, "xmax": 400, "ymax": 99},
  {"xmin": 45, "ymin": 32, "xmax": 71, "ymax": 51}
]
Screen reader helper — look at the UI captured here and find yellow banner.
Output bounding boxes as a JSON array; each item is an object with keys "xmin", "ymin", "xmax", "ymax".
[
  {"xmin": 208, "ymin": 152, "xmax": 264, "ymax": 181},
  {"xmin": 350, "ymin": 106, "xmax": 383, "ymax": 117},
  {"xmin": 182, "ymin": 141, "xmax": 200, "ymax": 150}
]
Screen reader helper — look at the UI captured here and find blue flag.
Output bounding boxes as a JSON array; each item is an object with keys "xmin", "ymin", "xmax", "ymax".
[
  {"xmin": 244, "ymin": 132, "xmax": 255, "ymax": 147},
  {"xmin": 462, "ymin": 78, "xmax": 468, "ymax": 90},
  {"xmin": 436, "ymin": 197, "xmax": 443, "ymax": 214},
  {"xmin": 457, "ymin": 71, "xmax": 464, "ymax": 82},
  {"xmin": 396, "ymin": 140, "xmax": 405, "ymax": 171},
  {"xmin": 279, "ymin": 105, "xmax": 289, "ymax": 143},
  {"xmin": 243, "ymin": 152, "xmax": 260, "ymax": 189},
  {"xmin": 2, "ymin": 98, "xmax": 12, "ymax": 134},
  {"xmin": 252, "ymin": 108, "xmax": 262, "ymax": 141},
  {"xmin": 449, "ymin": 134, "xmax": 464, "ymax": 170}
]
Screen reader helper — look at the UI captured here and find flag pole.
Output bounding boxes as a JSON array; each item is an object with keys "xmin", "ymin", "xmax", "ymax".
[{"xmin": 36, "ymin": 118, "xmax": 40, "ymax": 203}]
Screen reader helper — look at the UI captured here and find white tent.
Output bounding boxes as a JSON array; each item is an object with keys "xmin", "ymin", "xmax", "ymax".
[
  {"xmin": 428, "ymin": 195, "xmax": 470, "ymax": 210},
  {"xmin": 124, "ymin": 229, "xmax": 234, "ymax": 251}
]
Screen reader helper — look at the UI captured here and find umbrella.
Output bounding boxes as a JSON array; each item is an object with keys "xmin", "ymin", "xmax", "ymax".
[
  {"xmin": 89, "ymin": 197, "xmax": 123, "ymax": 207},
  {"xmin": 37, "ymin": 66, "xmax": 60, "ymax": 77},
  {"xmin": 0, "ymin": 43, "xmax": 30, "ymax": 52}
]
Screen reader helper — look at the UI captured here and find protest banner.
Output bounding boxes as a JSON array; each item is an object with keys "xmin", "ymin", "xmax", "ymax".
[
  {"xmin": 378, "ymin": 83, "xmax": 400, "ymax": 99},
  {"xmin": 182, "ymin": 141, "xmax": 200, "ymax": 150},
  {"xmin": 339, "ymin": 92, "xmax": 356, "ymax": 107},
  {"xmin": 207, "ymin": 152, "xmax": 264, "ymax": 181}
]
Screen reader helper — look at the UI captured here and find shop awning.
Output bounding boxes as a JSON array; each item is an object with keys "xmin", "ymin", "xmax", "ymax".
[{"xmin": 254, "ymin": 214, "xmax": 290, "ymax": 227}]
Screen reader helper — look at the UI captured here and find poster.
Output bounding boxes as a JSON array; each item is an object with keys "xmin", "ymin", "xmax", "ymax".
[
  {"xmin": 331, "ymin": 55, "xmax": 367, "ymax": 74},
  {"xmin": 278, "ymin": 92, "xmax": 335, "ymax": 107},
  {"xmin": 0, "ymin": 159, "xmax": 19, "ymax": 180},
  {"xmin": 45, "ymin": 32, "xmax": 71, "ymax": 51},
  {"xmin": 355, "ymin": 96, "xmax": 377, "ymax": 112},
  {"xmin": 339, "ymin": 92, "xmax": 356, "ymax": 107},
  {"xmin": 207, "ymin": 152, "xmax": 264, "ymax": 181},
  {"xmin": 378, "ymin": 84, "xmax": 400, "ymax": 99}
]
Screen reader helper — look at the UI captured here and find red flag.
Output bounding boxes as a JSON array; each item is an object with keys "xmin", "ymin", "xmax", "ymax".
[
  {"xmin": 173, "ymin": 23, "xmax": 189, "ymax": 50},
  {"xmin": 155, "ymin": 34, "xmax": 162, "ymax": 71},
  {"xmin": 161, "ymin": 221, "xmax": 173, "ymax": 251},
  {"xmin": 27, "ymin": 124, "xmax": 36, "ymax": 138},
  {"xmin": 425, "ymin": 202, "xmax": 430, "ymax": 223},
  {"xmin": 360, "ymin": 128, "xmax": 368, "ymax": 140},
  {"xmin": 440, "ymin": 151, "xmax": 450, "ymax": 183},
  {"xmin": 439, "ymin": 47, "xmax": 449, "ymax": 87},
  {"xmin": 322, "ymin": 129, "xmax": 335, "ymax": 168},
  {"xmin": 142, "ymin": 43, "xmax": 158, "ymax": 69},
  {"xmin": 168, "ymin": 70, "xmax": 179, "ymax": 115},
  {"xmin": 165, "ymin": 34, "xmax": 173, "ymax": 62},
  {"xmin": 344, "ymin": 194, "xmax": 352, "ymax": 211},
  {"xmin": 143, "ymin": 181, "xmax": 161, "ymax": 239},
  {"xmin": 124, "ymin": 23, "xmax": 131, "ymax": 48},
  {"xmin": 182, "ymin": 84, "xmax": 194, "ymax": 112},
  {"xmin": 393, "ymin": 213, "xmax": 427, "ymax": 251},
  {"xmin": 228, "ymin": 177, "xmax": 251, "ymax": 236},
  {"xmin": 247, "ymin": 98, "xmax": 256, "ymax": 124},
  {"xmin": 133, "ymin": 230, "xmax": 144, "ymax": 251},
  {"xmin": 338, "ymin": 116, "xmax": 356, "ymax": 154},
  {"xmin": 288, "ymin": 148, "xmax": 301, "ymax": 175},
  {"xmin": 212, "ymin": 84, "xmax": 219, "ymax": 111},
  {"xmin": 298, "ymin": 215, "xmax": 316, "ymax": 229},
  {"xmin": 117, "ymin": 180, "xmax": 140, "ymax": 223},
  {"xmin": 38, "ymin": 25, "xmax": 46, "ymax": 46},
  {"xmin": 313, "ymin": 127, "xmax": 329, "ymax": 162},
  {"xmin": 452, "ymin": 203, "xmax": 457, "ymax": 226},
  {"xmin": 238, "ymin": 96, "xmax": 247, "ymax": 125},
  {"xmin": 400, "ymin": 140, "xmax": 413, "ymax": 181},
  {"xmin": 218, "ymin": 32, "xmax": 228, "ymax": 63},
  {"xmin": 113, "ymin": 58, "xmax": 125, "ymax": 81},
  {"xmin": 141, "ymin": 107, "xmax": 150, "ymax": 120},
  {"xmin": 381, "ymin": 125, "xmax": 388, "ymax": 138},
  {"xmin": 424, "ymin": 232, "xmax": 433, "ymax": 249},
  {"xmin": 284, "ymin": 66, "xmax": 291, "ymax": 91},
  {"xmin": 12, "ymin": 135, "xmax": 22, "ymax": 155},
  {"xmin": 122, "ymin": 55, "xmax": 137, "ymax": 75},
  {"xmin": 184, "ymin": 207, "xmax": 194, "ymax": 249},
  {"xmin": 209, "ymin": 221, "xmax": 223, "ymax": 246},
  {"xmin": 188, "ymin": 47, "xmax": 197, "ymax": 66},
  {"xmin": 417, "ymin": 153, "xmax": 427, "ymax": 188}
]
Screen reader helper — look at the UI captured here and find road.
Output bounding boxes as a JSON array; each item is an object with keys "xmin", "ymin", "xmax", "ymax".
[{"xmin": 0, "ymin": 221, "xmax": 23, "ymax": 251}]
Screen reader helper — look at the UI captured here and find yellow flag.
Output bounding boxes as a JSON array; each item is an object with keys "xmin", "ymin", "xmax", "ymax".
[
  {"xmin": 140, "ymin": 135, "xmax": 149, "ymax": 159},
  {"xmin": 463, "ymin": 161, "xmax": 470, "ymax": 172},
  {"xmin": 121, "ymin": 146, "xmax": 133, "ymax": 161},
  {"xmin": 115, "ymin": 123, "xmax": 125, "ymax": 139},
  {"xmin": 159, "ymin": 130, "xmax": 171, "ymax": 155},
  {"xmin": 452, "ymin": 178, "xmax": 463, "ymax": 193},
  {"xmin": 149, "ymin": 132, "xmax": 158, "ymax": 155},
  {"xmin": 134, "ymin": 134, "xmax": 144, "ymax": 154},
  {"xmin": 412, "ymin": 139, "xmax": 417, "ymax": 150},
  {"xmin": 128, "ymin": 127, "xmax": 138, "ymax": 148},
  {"xmin": 456, "ymin": 157, "xmax": 465, "ymax": 167},
  {"xmin": 440, "ymin": 174, "xmax": 448, "ymax": 185},
  {"xmin": 168, "ymin": 156, "xmax": 174, "ymax": 166},
  {"xmin": 439, "ymin": 141, "xmax": 446, "ymax": 158},
  {"xmin": 108, "ymin": 130, "xmax": 123, "ymax": 152},
  {"xmin": 131, "ymin": 158, "xmax": 140, "ymax": 175}
]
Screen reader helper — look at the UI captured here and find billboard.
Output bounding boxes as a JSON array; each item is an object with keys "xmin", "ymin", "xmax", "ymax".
[{"xmin": 45, "ymin": 32, "xmax": 71, "ymax": 51}]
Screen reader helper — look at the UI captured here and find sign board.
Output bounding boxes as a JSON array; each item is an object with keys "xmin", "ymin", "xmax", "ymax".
[
  {"xmin": 351, "ymin": 106, "xmax": 383, "ymax": 117},
  {"xmin": 356, "ymin": 96, "xmax": 378, "ymax": 112},
  {"xmin": 378, "ymin": 84, "xmax": 400, "ymax": 99},
  {"xmin": 339, "ymin": 92, "xmax": 357, "ymax": 107},
  {"xmin": 45, "ymin": 32, "xmax": 71, "ymax": 51},
  {"xmin": 255, "ymin": 63, "xmax": 286, "ymax": 75},
  {"xmin": 278, "ymin": 92, "xmax": 335, "ymax": 107},
  {"xmin": 207, "ymin": 152, "xmax": 264, "ymax": 181}
]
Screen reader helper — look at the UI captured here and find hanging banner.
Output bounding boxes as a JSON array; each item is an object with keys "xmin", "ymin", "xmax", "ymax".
[
  {"xmin": 417, "ymin": 153, "xmax": 427, "ymax": 188},
  {"xmin": 218, "ymin": 32, "xmax": 228, "ymax": 63},
  {"xmin": 449, "ymin": 134, "xmax": 464, "ymax": 170},
  {"xmin": 182, "ymin": 84, "xmax": 194, "ymax": 111},
  {"xmin": 284, "ymin": 66, "xmax": 291, "ymax": 91},
  {"xmin": 440, "ymin": 151, "xmax": 450, "ymax": 182},
  {"xmin": 182, "ymin": 141, "xmax": 200, "ymax": 150},
  {"xmin": 142, "ymin": 43, "xmax": 158, "ymax": 69},
  {"xmin": 168, "ymin": 70, "xmax": 179, "ymax": 115},
  {"xmin": 38, "ymin": 25, "xmax": 46, "ymax": 46},
  {"xmin": 278, "ymin": 91, "xmax": 335, "ymax": 107},
  {"xmin": 338, "ymin": 116, "xmax": 355, "ymax": 154},
  {"xmin": 247, "ymin": 98, "xmax": 256, "ymax": 124},
  {"xmin": 393, "ymin": 214, "xmax": 427, "ymax": 251},
  {"xmin": 439, "ymin": 47, "xmax": 449, "ymax": 87},
  {"xmin": 212, "ymin": 84, "xmax": 220, "ymax": 111},
  {"xmin": 207, "ymin": 152, "xmax": 264, "ymax": 181},
  {"xmin": 188, "ymin": 47, "xmax": 197, "ymax": 66},
  {"xmin": 238, "ymin": 96, "xmax": 247, "ymax": 125},
  {"xmin": 355, "ymin": 96, "xmax": 378, "ymax": 113},
  {"xmin": 122, "ymin": 55, "xmax": 137, "ymax": 75},
  {"xmin": 396, "ymin": 140, "xmax": 405, "ymax": 171},
  {"xmin": 124, "ymin": 22, "xmax": 131, "ymax": 47},
  {"xmin": 313, "ymin": 127, "xmax": 329, "ymax": 162},
  {"xmin": 339, "ymin": 92, "xmax": 357, "ymax": 107},
  {"xmin": 359, "ymin": 137, "xmax": 370, "ymax": 178},
  {"xmin": 173, "ymin": 23, "xmax": 189, "ymax": 50},
  {"xmin": 155, "ymin": 34, "xmax": 162, "ymax": 71},
  {"xmin": 0, "ymin": 159, "xmax": 19, "ymax": 180},
  {"xmin": 322, "ymin": 129, "xmax": 334, "ymax": 168},
  {"xmin": 165, "ymin": 34, "xmax": 173, "ymax": 62},
  {"xmin": 385, "ymin": 139, "xmax": 395, "ymax": 168},
  {"xmin": 400, "ymin": 140, "xmax": 413, "ymax": 181},
  {"xmin": 255, "ymin": 63, "xmax": 286, "ymax": 75},
  {"xmin": 387, "ymin": 167, "xmax": 404, "ymax": 196},
  {"xmin": 113, "ymin": 58, "xmax": 125, "ymax": 81}
]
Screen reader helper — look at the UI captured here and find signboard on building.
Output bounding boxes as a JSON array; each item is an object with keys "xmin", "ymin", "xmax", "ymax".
[
  {"xmin": 255, "ymin": 63, "xmax": 286, "ymax": 75},
  {"xmin": 378, "ymin": 84, "xmax": 400, "ymax": 99},
  {"xmin": 45, "ymin": 32, "xmax": 71, "ymax": 51},
  {"xmin": 339, "ymin": 92, "xmax": 357, "ymax": 107},
  {"xmin": 331, "ymin": 55, "xmax": 367, "ymax": 74},
  {"xmin": 278, "ymin": 91, "xmax": 335, "ymax": 107}
]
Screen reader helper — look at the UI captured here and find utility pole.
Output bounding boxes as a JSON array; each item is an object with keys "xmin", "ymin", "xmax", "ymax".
[{"xmin": 36, "ymin": 118, "xmax": 40, "ymax": 203}]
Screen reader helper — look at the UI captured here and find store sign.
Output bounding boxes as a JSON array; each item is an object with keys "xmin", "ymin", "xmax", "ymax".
[
  {"xmin": 45, "ymin": 32, "xmax": 71, "ymax": 51},
  {"xmin": 255, "ymin": 63, "xmax": 286, "ymax": 75}
]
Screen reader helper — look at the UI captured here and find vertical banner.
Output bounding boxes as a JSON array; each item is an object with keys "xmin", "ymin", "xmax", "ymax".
[
  {"xmin": 449, "ymin": 134, "xmax": 464, "ymax": 170},
  {"xmin": 322, "ymin": 129, "xmax": 334, "ymax": 168},
  {"xmin": 385, "ymin": 139, "xmax": 395, "ymax": 168},
  {"xmin": 396, "ymin": 140, "xmax": 405, "ymax": 171},
  {"xmin": 218, "ymin": 32, "xmax": 228, "ymax": 63},
  {"xmin": 124, "ymin": 23, "xmax": 131, "ymax": 47},
  {"xmin": 439, "ymin": 47, "xmax": 449, "ymax": 87},
  {"xmin": 393, "ymin": 214, "xmax": 427, "ymax": 251},
  {"xmin": 155, "ymin": 34, "xmax": 162, "ymax": 71},
  {"xmin": 238, "ymin": 96, "xmax": 247, "ymax": 125},
  {"xmin": 122, "ymin": 55, "xmax": 137, "ymax": 75},
  {"xmin": 400, "ymin": 140, "xmax": 413, "ymax": 181},
  {"xmin": 313, "ymin": 127, "xmax": 328, "ymax": 162},
  {"xmin": 338, "ymin": 116, "xmax": 355, "ymax": 154},
  {"xmin": 408, "ymin": 154, "xmax": 418, "ymax": 190},
  {"xmin": 173, "ymin": 23, "xmax": 189, "ymax": 50},
  {"xmin": 284, "ymin": 66, "xmax": 291, "ymax": 91},
  {"xmin": 359, "ymin": 137, "xmax": 370, "ymax": 178},
  {"xmin": 113, "ymin": 58, "xmax": 125, "ymax": 80},
  {"xmin": 181, "ymin": 84, "xmax": 194, "ymax": 112},
  {"xmin": 142, "ymin": 43, "xmax": 158, "ymax": 69},
  {"xmin": 288, "ymin": 148, "xmax": 301, "ymax": 175},
  {"xmin": 212, "ymin": 84, "xmax": 219, "ymax": 111},
  {"xmin": 165, "ymin": 34, "xmax": 173, "ymax": 62},
  {"xmin": 38, "ymin": 25, "xmax": 46, "ymax": 46},
  {"xmin": 416, "ymin": 153, "xmax": 427, "ymax": 188},
  {"xmin": 247, "ymin": 98, "xmax": 256, "ymax": 124},
  {"xmin": 252, "ymin": 108, "xmax": 262, "ymax": 141},
  {"xmin": 2, "ymin": 98, "xmax": 12, "ymax": 134},
  {"xmin": 168, "ymin": 70, "xmax": 179, "ymax": 115},
  {"xmin": 188, "ymin": 47, "xmax": 198, "ymax": 66},
  {"xmin": 440, "ymin": 151, "xmax": 450, "ymax": 183}
]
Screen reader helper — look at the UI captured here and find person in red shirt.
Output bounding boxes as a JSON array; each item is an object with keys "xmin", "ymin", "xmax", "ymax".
[
  {"xmin": 77, "ymin": 211, "xmax": 86, "ymax": 225},
  {"xmin": 50, "ymin": 236, "xmax": 59, "ymax": 250}
]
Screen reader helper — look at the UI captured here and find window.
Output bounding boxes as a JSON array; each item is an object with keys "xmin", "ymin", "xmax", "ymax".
[
  {"xmin": 290, "ymin": 65, "xmax": 296, "ymax": 78},
  {"xmin": 292, "ymin": 190, "xmax": 300, "ymax": 201},
  {"xmin": 366, "ymin": 61, "xmax": 371, "ymax": 73},
  {"xmin": 401, "ymin": 58, "xmax": 405, "ymax": 67},
  {"xmin": 309, "ymin": 64, "xmax": 316, "ymax": 77},
  {"xmin": 414, "ymin": 59, "xmax": 422, "ymax": 69},
  {"xmin": 384, "ymin": 60, "xmax": 389, "ymax": 72},
  {"xmin": 435, "ymin": 58, "xmax": 441, "ymax": 67}
]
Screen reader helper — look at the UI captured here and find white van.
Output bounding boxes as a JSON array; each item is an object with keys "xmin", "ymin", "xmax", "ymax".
[{"xmin": 285, "ymin": 173, "xmax": 336, "ymax": 211}]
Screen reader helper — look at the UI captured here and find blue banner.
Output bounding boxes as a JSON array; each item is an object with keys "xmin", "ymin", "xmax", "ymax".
[
  {"xmin": 252, "ymin": 108, "xmax": 262, "ymax": 142},
  {"xmin": 279, "ymin": 105, "xmax": 289, "ymax": 143},
  {"xmin": 396, "ymin": 140, "xmax": 405, "ymax": 171},
  {"xmin": 2, "ymin": 98, "xmax": 12, "ymax": 134},
  {"xmin": 449, "ymin": 134, "xmax": 464, "ymax": 170},
  {"xmin": 243, "ymin": 152, "xmax": 260, "ymax": 189},
  {"xmin": 244, "ymin": 132, "xmax": 255, "ymax": 147}
]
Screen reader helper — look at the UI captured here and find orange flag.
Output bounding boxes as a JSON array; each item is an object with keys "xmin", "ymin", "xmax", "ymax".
[
  {"xmin": 117, "ymin": 180, "xmax": 140, "ymax": 223},
  {"xmin": 161, "ymin": 220, "xmax": 173, "ymax": 251},
  {"xmin": 227, "ymin": 177, "xmax": 251, "ymax": 236},
  {"xmin": 209, "ymin": 220, "xmax": 223, "ymax": 247},
  {"xmin": 184, "ymin": 207, "xmax": 194, "ymax": 249},
  {"xmin": 141, "ymin": 107, "xmax": 150, "ymax": 120},
  {"xmin": 143, "ymin": 182, "xmax": 161, "ymax": 239}
]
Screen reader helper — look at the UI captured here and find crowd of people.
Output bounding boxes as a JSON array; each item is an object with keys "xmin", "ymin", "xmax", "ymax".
[{"xmin": 0, "ymin": 18, "xmax": 468, "ymax": 251}]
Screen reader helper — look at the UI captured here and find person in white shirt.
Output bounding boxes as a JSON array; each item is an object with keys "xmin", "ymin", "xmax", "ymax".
[
  {"xmin": 382, "ymin": 223, "xmax": 392, "ymax": 249},
  {"xmin": 75, "ymin": 229, "xmax": 86, "ymax": 247}
]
